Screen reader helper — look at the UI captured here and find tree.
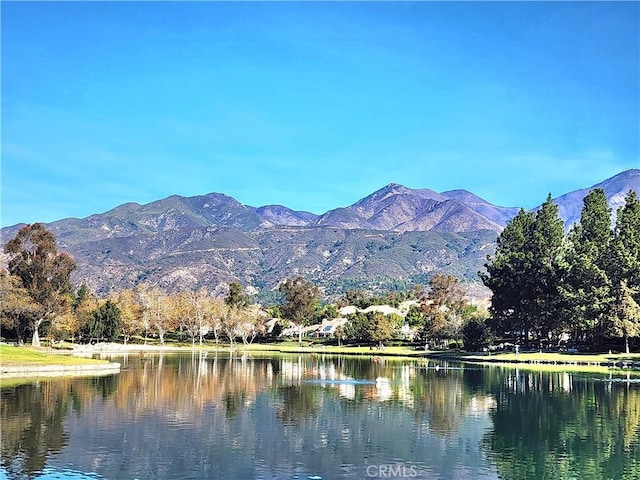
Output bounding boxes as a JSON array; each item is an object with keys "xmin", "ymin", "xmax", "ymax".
[
  {"xmin": 0, "ymin": 271, "xmax": 40, "ymax": 345},
  {"xmin": 343, "ymin": 312, "xmax": 369, "ymax": 342},
  {"xmin": 481, "ymin": 210, "xmax": 536, "ymax": 343},
  {"xmin": 420, "ymin": 274, "xmax": 467, "ymax": 346},
  {"xmin": 343, "ymin": 289, "xmax": 370, "ymax": 309},
  {"xmin": 144, "ymin": 287, "xmax": 173, "ymax": 345},
  {"xmin": 134, "ymin": 284, "xmax": 153, "ymax": 344},
  {"xmin": 481, "ymin": 196, "xmax": 565, "ymax": 348},
  {"xmin": 3, "ymin": 223, "xmax": 76, "ymax": 347},
  {"xmin": 462, "ymin": 317, "xmax": 491, "ymax": 352},
  {"xmin": 279, "ymin": 277, "xmax": 319, "ymax": 343},
  {"xmin": 608, "ymin": 190, "xmax": 640, "ymax": 301},
  {"xmin": 114, "ymin": 289, "xmax": 143, "ymax": 345},
  {"xmin": 72, "ymin": 285, "xmax": 100, "ymax": 343},
  {"xmin": 342, "ymin": 311, "xmax": 400, "ymax": 345},
  {"xmin": 221, "ymin": 304, "xmax": 243, "ymax": 347},
  {"xmin": 561, "ymin": 189, "xmax": 613, "ymax": 346},
  {"xmin": 405, "ymin": 304, "xmax": 426, "ymax": 327},
  {"xmin": 366, "ymin": 312, "xmax": 400, "ymax": 347},
  {"xmin": 84, "ymin": 300, "xmax": 122, "ymax": 342},
  {"xmin": 236, "ymin": 311, "xmax": 265, "ymax": 346},
  {"xmin": 607, "ymin": 280, "xmax": 640, "ymax": 354},
  {"xmin": 208, "ymin": 298, "xmax": 225, "ymax": 344},
  {"xmin": 225, "ymin": 282, "xmax": 249, "ymax": 308},
  {"xmin": 526, "ymin": 195, "xmax": 565, "ymax": 344},
  {"xmin": 173, "ymin": 288, "xmax": 214, "ymax": 347}
]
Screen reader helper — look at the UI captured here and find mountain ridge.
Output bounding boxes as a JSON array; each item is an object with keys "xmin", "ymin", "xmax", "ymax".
[{"xmin": 1, "ymin": 169, "xmax": 638, "ymax": 300}]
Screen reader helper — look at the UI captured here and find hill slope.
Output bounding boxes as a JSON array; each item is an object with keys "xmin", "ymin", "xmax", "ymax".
[{"xmin": 1, "ymin": 169, "xmax": 637, "ymax": 300}]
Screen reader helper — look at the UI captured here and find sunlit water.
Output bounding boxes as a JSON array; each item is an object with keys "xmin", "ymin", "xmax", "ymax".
[{"xmin": 2, "ymin": 353, "xmax": 639, "ymax": 479}]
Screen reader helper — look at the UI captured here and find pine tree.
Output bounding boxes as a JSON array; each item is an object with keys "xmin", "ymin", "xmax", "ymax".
[
  {"xmin": 561, "ymin": 189, "xmax": 613, "ymax": 346},
  {"xmin": 526, "ymin": 194, "xmax": 565, "ymax": 344},
  {"xmin": 480, "ymin": 209, "xmax": 536, "ymax": 345},
  {"xmin": 608, "ymin": 190, "xmax": 640, "ymax": 300}
]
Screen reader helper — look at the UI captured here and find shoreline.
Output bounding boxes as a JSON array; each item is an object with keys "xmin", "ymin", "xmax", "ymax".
[
  {"xmin": 1, "ymin": 362, "xmax": 122, "ymax": 379},
  {"xmin": 430, "ymin": 353, "xmax": 640, "ymax": 370},
  {"xmin": 3, "ymin": 343, "xmax": 639, "ymax": 379}
]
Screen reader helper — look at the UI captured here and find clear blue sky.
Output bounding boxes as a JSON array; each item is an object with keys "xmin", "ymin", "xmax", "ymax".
[{"xmin": 2, "ymin": 1, "xmax": 638, "ymax": 228}]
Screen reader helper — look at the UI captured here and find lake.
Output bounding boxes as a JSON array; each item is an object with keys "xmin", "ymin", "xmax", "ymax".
[{"xmin": 1, "ymin": 352, "xmax": 639, "ymax": 480}]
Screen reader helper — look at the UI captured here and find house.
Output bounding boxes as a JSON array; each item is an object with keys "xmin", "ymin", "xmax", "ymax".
[{"xmin": 314, "ymin": 318, "xmax": 348, "ymax": 338}]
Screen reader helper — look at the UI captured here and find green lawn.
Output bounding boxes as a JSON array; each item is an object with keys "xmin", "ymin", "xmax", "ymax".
[{"xmin": 0, "ymin": 344, "xmax": 111, "ymax": 366}]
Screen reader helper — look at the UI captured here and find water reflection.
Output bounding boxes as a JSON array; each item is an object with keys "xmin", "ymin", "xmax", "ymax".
[
  {"xmin": 1, "ymin": 354, "xmax": 639, "ymax": 479},
  {"xmin": 483, "ymin": 367, "xmax": 640, "ymax": 480}
]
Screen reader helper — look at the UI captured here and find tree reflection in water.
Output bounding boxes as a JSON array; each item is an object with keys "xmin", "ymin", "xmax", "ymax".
[{"xmin": 483, "ymin": 368, "xmax": 640, "ymax": 480}]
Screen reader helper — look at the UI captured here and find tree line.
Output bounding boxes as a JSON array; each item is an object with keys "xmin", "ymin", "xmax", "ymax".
[
  {"xmin": 0, "ymin": 223, "xmax": 269, "ymax": 347},
  {"xmin": 2, "ymin": 187, "xmax": 639, "ymax": 353},
  {"xmin": 0, "ymin": 223, "xmax": 477, "ymax": 349},
  {"xmin": 481, "ymin": 189, "xmax": 640, "ymax": 352}
]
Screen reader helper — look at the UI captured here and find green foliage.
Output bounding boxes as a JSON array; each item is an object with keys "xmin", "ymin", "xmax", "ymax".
[
  {"xmin": 73, "ymin": 283, "xmax": 91, "ymax": 310},
  {"xmin": 561, "ymin": 189, "xmax": 613, "ymax": 344},
  {"xmin": 84, "ymin": 300, "xmax": 122, "ymax": 342},
  {"xmin": 420, "ymin": 274, "xmax": 467, "ymax": 344},
  {"xmin": 225, "ymin": 282, "xmax": 249, "ymax": 307},
  {"xmin": 484, "ymin": 189, "xmax": 640, "ymax": 351},
  {"xmin": 462, "ymin": 317, "xmax": 491, "ymax": 351},
  {"xmin": 607, "ymin": 280, "xmax": 640, "ymax": 354},
  {"xmin": 343, "ymin": 289, "xmax": 370, "ymax": 309},
  {"xmin": 366, "ymin": 312, "xmax": 399, "ymax": 343},
  {"xmin": 343, "ymin": 312, "xmax": 369, "ymax": 341},
  {"xmin": 608, "ymin": 190, "xmax": 640, "ymax": 299},
  {"xmin": 279, "ymin": 277, "xmax": 320, "ymax": 326},
  {"xmin": 342, "ymin": 311, "xmax": 401, "ymax": 343},
  {"xmin": 526, "ymin": 194, "xmax": 566, "ymax": 340},
  {"xmin": 480, "ymin": 209, "xmax": 536, "ymax": 341},
  {"xmin": 481, "ymin": 197, "xmax": 565, "ymax": 346},
  {"xmin": 0, "ymin": 271, "xmax": 40, "ymax": 345},
  {"xmin": 405, "ymin": 304, "xmax": 425, "ymax": 327}
]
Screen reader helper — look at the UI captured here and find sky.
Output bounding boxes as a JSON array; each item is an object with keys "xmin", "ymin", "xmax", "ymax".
[{"xmin": 1, "ymin": 1, "xmax": 638, "ymax": 228}]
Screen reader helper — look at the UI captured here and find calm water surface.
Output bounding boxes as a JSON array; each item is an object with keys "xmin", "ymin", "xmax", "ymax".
[{"xmin": 1, "ymin": 353, "xmax": 639, "ymax": 480}]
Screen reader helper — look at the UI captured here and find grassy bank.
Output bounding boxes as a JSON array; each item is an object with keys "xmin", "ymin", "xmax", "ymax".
[
  {"xmin": 0, "ymin": 344, "xmax": 112, "ymax": 367},
  {"xmin": 465, "ymin": 352, "xmax": 640, "ymax": 376},
  {"xmin": 5, "ymin": 340, "xmax": 639, "ymax": 373},
  {"xmin": 237, "ymin": 342, "xmax": 424, "ymax": 357},
  {"xmin": 238, "ymin": 343, "xmax": 640, "ymax": 373}
]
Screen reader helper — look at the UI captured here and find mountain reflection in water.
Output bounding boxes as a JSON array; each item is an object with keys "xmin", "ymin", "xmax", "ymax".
[{"xmin": 1, "ymin": 352, "xmax": 639, "ymax": 479}]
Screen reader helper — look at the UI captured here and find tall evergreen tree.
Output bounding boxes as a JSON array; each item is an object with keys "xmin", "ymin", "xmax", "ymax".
[
  {"xmin": 480, "ymin": 209, "xmax": 536, "ymax": 345},
  {"xmin": 526, "ymin": 194, "xmax": 565, "ymax": 344},
  {"xmin": 560, "ymin": 189, "xmax": 613, "ymax": 346},
  {"xmin": 608, "ymin": 190, "xmax": 640, "ymax": 300},
  {"xmin": 84, "ymin": 300, "xmax": 122, "ymax": 342},
  {"xmin": 225, "ymin": 281, "xmax": 249, "ymax": 307}
]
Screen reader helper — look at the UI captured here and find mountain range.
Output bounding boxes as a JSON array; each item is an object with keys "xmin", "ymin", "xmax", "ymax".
[{"xmin": 1, "ymin": 169, "xmax": 638, "ymax": 301}]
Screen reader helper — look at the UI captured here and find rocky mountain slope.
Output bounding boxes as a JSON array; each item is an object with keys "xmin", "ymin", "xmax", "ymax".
[{"xmin": 1, "ymin": 169, "xmax": 637, "ymax": 300}]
